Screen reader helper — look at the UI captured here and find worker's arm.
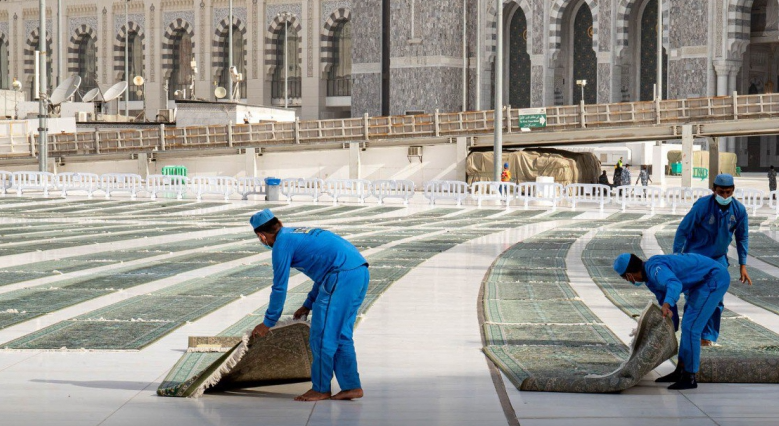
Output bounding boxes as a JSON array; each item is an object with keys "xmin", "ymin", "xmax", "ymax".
[
  {"xmin": 262, "ymin": 244, "xmax": 293, "ymax": 328},
  {"xmin": 735, "ymin": 209, "xmax": 752, "ymax": 284},
  {"xmin": 673, "ymin": 202, "xmax": 701, "ymax": 254},
  {"xmin": 647, "ymin": 285, "xmax": 680, "ymax": 331},
  {"xmin": 650, "ymin": 264, "xmax": 684, "ymax": 308},
  {"xmin": 303, "ymin": 280, "xmax": 321, "ymax": 311}
]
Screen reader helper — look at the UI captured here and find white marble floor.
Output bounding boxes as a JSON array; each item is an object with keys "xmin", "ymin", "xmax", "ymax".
[{"xmin": 1, "ymin": 197, "xmax": 779, "ymax": 426}]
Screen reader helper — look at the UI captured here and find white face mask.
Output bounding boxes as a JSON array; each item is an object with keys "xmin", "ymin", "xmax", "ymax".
[
  {"xmin": 715, "ymin": 194, "xmax": 733, "ymax": 206},
  {"xmin": 258, "ymin": 235, "xmax": 272, "ymax": 250},
  {"xmin": 625, "ymin": 273, "xmax": 643, "ymax": 287}
]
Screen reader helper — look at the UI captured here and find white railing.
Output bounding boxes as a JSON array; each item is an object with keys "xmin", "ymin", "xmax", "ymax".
[
  {"xmin": 101, "ymin": 173, "xmax": 143, "ymax": 199},
  {"xmin": 423, "ymin": 180, "xmax": 470, "ymax": 206},
  {"xmin": 0, "ymin": 171, "xmax": 11, "ymax": 195},
  {"xmin": 470, "ymin": 182, "xmax": 516, "ymax": 207},
  {"xmin": 769, "ymin": 191, "xmax": 779, "ymax": 218},
  {"xmin": 614, "ymin": 185, "xmax": 663, "ymax": 214},
  {"xmin": 281, "ymin": 178, "xmax": 326, "ymax": 203},
  {"xmin": 237, "ymin": 177, "xmax": 266, "ymax": 200},
  {"xmin": 324, "ymin": 179, "xmax": 372, "ymax": 204},
  {"xmin": 664, "ymin": 187, "xmax": 712, "ymax": 214},
  {"xmin": 371, "ymin": 180, "xmax": 416, "ymax": 205},
  {"xmin": 517, "ymin": 182, "xmax": 565, "ymax": 210},
  {"xmin": 146, "ymin": 174, "xmax": 188, "ymax": 200},
  {"xmin": 564, "ymin": 183, "xmax": 611, "ymax": 211},
  {"xmin": 191, "ymin": 176, "xmax": 237, "ymax": 201},
  {"xmin": 56, "ymin": 172, "xmax": 100, "ymax": 198},
  {"xmin": 735, "ymin": 188, "xmax": 765, "ymax": 215},
  {"xmin": 11, "ymin": 171, "xmax": 56, "ymax": 197}
]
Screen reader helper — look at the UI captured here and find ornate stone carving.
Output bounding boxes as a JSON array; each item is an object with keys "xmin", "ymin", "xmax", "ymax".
[
  {"xmin": 114, "ymin": 14, "xmax": 145, "ymax": 35},
  {"xmin": 321, "ymin": 0, "xmax": 349, "ymax": 25},
  {"xmin": 150, "ymin": 4, "xmax": 155, "ymax": 82},
  {"xmin": 266, "ymin": 4, "xmax": 302, "ymax": 28},
  {"xmin": 307, "ymin": 0, "xmax": 313, "ymax": 77}
]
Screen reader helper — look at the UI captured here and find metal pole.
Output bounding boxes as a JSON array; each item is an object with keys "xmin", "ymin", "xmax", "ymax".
[
  {"xmin": 461, "ymin": 0, "xmax": 467, "ymax": 111},
  {"xmin": 124, "ymin": 0, "xmax": 129, "ymax": 116},
  {"xmin": 38, "ymin": 0, "xmax": 48, "ymax": 172},
  {"xmin": 284, "ymin": 17, "xmax": 288, "ymax": 109},
  {"xmin": 657, "ymin": 0, "xmax": 662, "ymax": 101},
  {"xmin": 475, "ymin": 0, "xmax": 481, "ymax": 110},
  {"xmin": 493, "ymin": 0, "xmax": 502, "ymax": 182},
  {"xmin": 57, "ymin": 0, "xmax": 62, "ymax": 86},
  {"xmin": 228, "ymin": 0, "xmax": 234, "ymax": 101}
]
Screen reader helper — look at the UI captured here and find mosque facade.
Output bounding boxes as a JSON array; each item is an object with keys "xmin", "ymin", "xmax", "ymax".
[{"xmin": 0, "ymin": 0, "xmax": 776, "ymax": 167}]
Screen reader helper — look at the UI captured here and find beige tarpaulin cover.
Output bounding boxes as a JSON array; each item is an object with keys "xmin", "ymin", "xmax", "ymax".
[
  {"xmin": 667, "ymin": 151, "xmax": 738, "ymax": 175},
  {"xmin": 467, "ymin": 149, "xmax": 601, "ymax": 186}
]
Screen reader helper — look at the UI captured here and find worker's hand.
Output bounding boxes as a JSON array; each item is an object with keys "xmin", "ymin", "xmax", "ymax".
[
  {"xmin": 251, "ymin": 323, "xmax": 271, "ymax": 339},
  {"xmin": 740, "ymin": 265, "xmax": 753, "ymax": 285},
  {"xmin": 662, "ymin": 303, "xmax": 673, "ymax": 319},
  {"xmin": 293, "ymin": 306, "xmax": 311, "ymax": 320}
]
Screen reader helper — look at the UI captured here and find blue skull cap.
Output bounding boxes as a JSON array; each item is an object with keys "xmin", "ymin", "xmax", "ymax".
[
  {"xmin": 714, "ymin": 174, "xmax": 734, "ymax": 187},
  {"xmin": 250, "ymin": 209, "xmax": 275, "ymax": 230},
  {"xmin": 504, "ymin": 162, "xmax": 509, "ymax": 168},
  {"xmin": 613, "ymin": 253, "xmax": 632, "ymax": 276}
]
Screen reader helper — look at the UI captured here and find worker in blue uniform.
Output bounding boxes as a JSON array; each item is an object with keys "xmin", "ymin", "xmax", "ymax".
[
  {"xmin": 613, "ymin": 252, "xmax": 730, "ymax": 390},
  {"xmin": 249, "ymin": 209, "xmax": 369, "ymax": 401},
  {"xmin": 673, "ymin": 173, "xmax": 751, "ymax": 346}
]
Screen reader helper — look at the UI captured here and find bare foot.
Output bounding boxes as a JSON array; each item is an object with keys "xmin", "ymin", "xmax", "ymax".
[
  {"xmin": 701, "ymin": 339, "xmax": 714, "ymax": 347},
  {"xmin": 331, "ymin": 388, "xmax": 364, "ymax": 400},
  {"xmin": 294, "ymin": 389, "xmax": 332, "ymax": 401}
]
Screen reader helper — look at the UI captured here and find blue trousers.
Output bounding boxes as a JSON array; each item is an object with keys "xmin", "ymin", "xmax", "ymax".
[
  {"xmin": 310, "ymin": 265, "xmax": 369, "ymax": 393},
  {"xmin": 678, "ymin": 268, "xmax": 730, "ymax": 374},
  {"xmin": 700, "ymin": 255, "xmax": 729, "ymax": 342}
]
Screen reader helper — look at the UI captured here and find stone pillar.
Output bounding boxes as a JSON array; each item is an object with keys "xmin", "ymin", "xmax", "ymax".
[
  {"xmin": 652, "ymin": 144, "xmax": 666, "ymax": 186},
  {"xmin": 714, "ymin": 60, "xmax": 735, "ymax": 153},
  {"xmin": 244, "ymin": 148, "xmax": 257, "ymax": 177},
  {"xmin": 708, "ymin": 137, "xmax": 720, "ymax": 189},
  {"xmin": 681, "ymin": 124, "xmax": 694, "ymax": 188},
  {"xmin": 349, "ymin": 142, "xmax": 361, "ymax": 179},
  {"xmin": 728, "ymin": 69, "xmax": 740, "ymax": 153},
  {"xmin": 137, "ymin": 152, "xmax": 149, "ymax": 179},
  {"xmin": 456, "ymin": 136, "xmax": 468, "ymax": 181}
]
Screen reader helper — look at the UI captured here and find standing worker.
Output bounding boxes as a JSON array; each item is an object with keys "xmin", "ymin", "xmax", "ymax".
[
  {"xmin": 613, "ymin": 253, "xmax": 730, "ymax": 390},
  {"xmin": 620, "ymin": 164, "xmax": 632, "ymax": 187},
  {"xmin": 673, "ymin": 174, "xmax": 751, "ymax": 346},
  {"xmin": 249, "ymin": 209, "xmax": 369, "ymax": 401},
  {"xmin": 500, "ymin": 162, "xmax": 512, "ymax": 195}
]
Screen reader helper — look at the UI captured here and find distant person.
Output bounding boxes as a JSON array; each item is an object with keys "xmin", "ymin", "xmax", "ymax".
[
  {"xmin": 616, "ymin": 157, "xmax": 624, "ymax": 169},
  {"xmin": 769, "ymin": 166, "xmax": 777, "ymax": 199},
  {"xmin": 636, "ymin": 166, "xmax": 652, "ymax": 186},
  {"xmin": 613, "ymin": 166, "xmax": 623, "ymax": 188},
  {"xmin": 598, "ymin": 170, "xmax": 610, "ymax": 186},
  {"xmin": 620, "ymin": 165, "xmax": 632, "ymax": 187},
  {"xmin": 499, "ymin": 162, "xmax": 512, "ymax": 195}
]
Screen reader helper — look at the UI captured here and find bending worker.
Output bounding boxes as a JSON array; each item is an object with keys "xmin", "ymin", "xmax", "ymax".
[
  {"xmin": 673, "ymin": 173, "xmax": 751, "ymax": 346},
  {"xmin": 613, "ymin": 252, "xmax": 730, "ymax": 390},
  {"xmin": 249, "ymin": 209, "xmax": 369, "ymax": 402}
]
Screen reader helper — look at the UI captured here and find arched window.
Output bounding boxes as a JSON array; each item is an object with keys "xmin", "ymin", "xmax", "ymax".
[
  {"xmin": 508, "ymin": 7, "xmax": 530, "ymax": 108},
  {"xmin": 219, "ymin": 27, "xmax": 246, "ymax": 99},
  {"xmin": 169, "ymin": 31, "xmax": 193, "ymax": 100},
  {"xmin": 0, "ymin": 42, "xmax": 8, "ymax": 90},
  {"xmin": 639, "ymin": 0, "xmax": 667, "ymax": 101},
  {"xmin": 752, "ymin": 0, "xmax": 768, "ymax": 34},
  {"xmin": 127, "ymin": 32, "xmax": 143, "ymax": 100},
  {"xmin": 327, "ymin": 21, "xmax": 352, "ymax": 97},
  {"xmin": 77, "ymin": 36, "xmax": 98, "ymax": 94},
  {"xmin": 272, "ymin": 23, "xmax": 301, "ymax": 102},
  {"xmin": 572, "ymin": 3, "xmax": 596, "ymax": 104}
]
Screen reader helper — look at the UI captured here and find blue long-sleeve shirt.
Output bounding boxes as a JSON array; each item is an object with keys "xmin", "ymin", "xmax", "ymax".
[
  {"xmin": 263, "ymin": 227, "xmax": 367, "ymax": 327},
  {"xmin": 673, "ymin": 194, "xmax": 749, "ymax": 265},
  {"xmin": 643, "ymin": 253, "xmax": 728, "ymax": 308}
]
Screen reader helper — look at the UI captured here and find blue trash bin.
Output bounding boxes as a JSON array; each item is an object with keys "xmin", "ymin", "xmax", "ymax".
[{"xmin": 265, "ymin": 177, "xmax": 281, "ymax": 201}]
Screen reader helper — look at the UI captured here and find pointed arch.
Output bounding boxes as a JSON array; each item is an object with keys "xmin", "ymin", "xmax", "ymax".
[
  {"xmin": 549, "ymin": 0, "xmax": 599, "ymax": 63},
  {"xmin": 320, "ymin": 7, "xmax": 351, "ymax": 78},
  {"xmin": 265, "ymin": 14, "xmax": 302, "ymax": 78},
  {"xmin": 113, "ymin": 21, "xmax": 146, "ymax": 78},
  {"xmin": 161, "ymin": 18, "xmax": 196, "ymax": 81}
]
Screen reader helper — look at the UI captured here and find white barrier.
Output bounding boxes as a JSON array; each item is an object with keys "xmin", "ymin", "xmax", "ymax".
[
  {"xmin": 769, "ymin": 191, "xmax": 779, "ymax": 218},
  {"xmin": 517, "ymin": 182, "xmax": 565, "ymax": 210},
  {"xmin": 146, "ymin": 175, "xmax": 188, "ymax": 200},
  {"xmin": 191, "ymin": 176, "xmax": 237, "ymax": 201},
  {"xmin": 371, "ymin": 180, "xmax": 416, "ymax": 205},
  {"xmin": 324, "ymin": 179, "xmax": 372, "ymax": 204},
  {"xmin": 0, "ymin": 171, "xmax": 11, "ymax": 195},
  {"xmin": 564, "ymin": 184, "xmax": 611, "ymax": 211},
  {"xmin": 614, "ymin": 185, "xmax": 662, "ymax": 213},
  {"xmin": 470, "ymin": 182, "xmax": 516, "ymax": 207},
  {"xmin": 56, "ymin": 172, "xmax": 100, "ymax": 198},
  {"xmin": 237, "ymin": 177, "xmax": 266, "ymax": 200},
  {"xmin": 664, "ymin": 187, "xmax": 711, "ymax": 214},
  {"xmin": 11, "ymin": 171, "xmax": 56, "ymax": 196},
  {"xmin": 281, "ymin": 178, "xmax": 326, "ymax": 202},
  {"xmin": 735, "ymin": 188, "xmax": 765, "ymax": 215},
  {"xmin": 423, "ymin": 180, "xmax": 469, "ymax": 206},
  {"xmin": 101, "ymin": 173, "xmax": 143, "ymax": 199}
]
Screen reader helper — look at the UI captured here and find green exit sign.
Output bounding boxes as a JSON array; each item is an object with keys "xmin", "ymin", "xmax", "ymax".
[{"xmin": 518, "ymin": 108, "xmax": 547, "ymax": 129}]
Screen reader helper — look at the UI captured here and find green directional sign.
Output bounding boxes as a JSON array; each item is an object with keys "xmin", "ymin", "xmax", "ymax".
[{"xmin": 518, "ymin": 107, "xmax": 547, "ymax": 129}]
